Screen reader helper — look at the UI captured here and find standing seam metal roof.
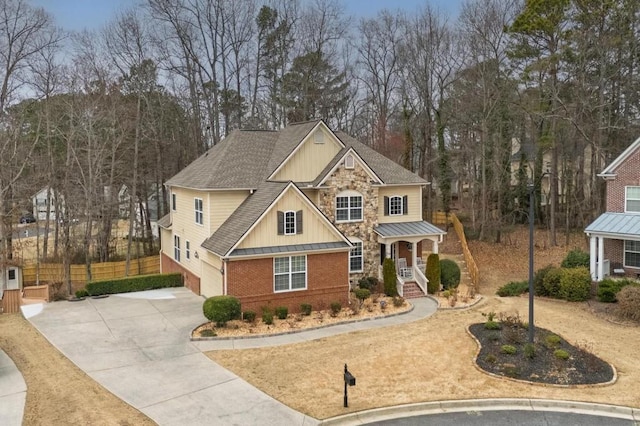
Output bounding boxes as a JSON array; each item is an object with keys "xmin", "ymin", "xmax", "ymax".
[
  {"xmin": 375, "ymin": 221, "xmax": 446, "ymax": 237},
  {"xmin": 585, "ymin": 212, "xmax": 640, "ymax": 237}
]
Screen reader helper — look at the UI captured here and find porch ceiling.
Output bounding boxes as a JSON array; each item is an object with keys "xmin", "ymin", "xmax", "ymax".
[
  {"xmin": 374, "ymin": 221, "xmax": 445, "ymax": 239},
  {"xmin": 585, "ymin": 212, "xmax": 640, "ymax": 239}
]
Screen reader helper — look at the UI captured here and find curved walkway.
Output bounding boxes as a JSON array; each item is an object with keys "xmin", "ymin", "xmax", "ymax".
[
  {"xmin": 26, "ymin": 288, "xmax": 438, "ymax": 426},
  {"xmin": 0, "ymin": 349, "xmax": 26, "ymax": 426}
]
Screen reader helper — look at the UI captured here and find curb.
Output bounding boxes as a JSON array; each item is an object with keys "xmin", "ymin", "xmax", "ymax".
[{"xmin": 319, "ymin": 398, "xmax": 640, "ymax": 425}]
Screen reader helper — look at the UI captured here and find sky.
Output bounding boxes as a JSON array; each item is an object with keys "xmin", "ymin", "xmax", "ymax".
[{"xmin": 30, "ymin": 0, "xmax": 464, "ymax": 32}]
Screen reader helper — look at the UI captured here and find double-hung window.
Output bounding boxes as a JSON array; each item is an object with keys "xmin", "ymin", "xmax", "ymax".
[
  {"xmin": 171, "ymin": 193, "xmax": 177, "ymax": 211},
  {"xmin": 194, "ymin": 198, "xmax": 203, "ymax": 225},
  {"xmin": 336, "ymin": 194, "xmax": 363, "ymax": 222},
  {"xmin": 185, "ymin": 241, "xmax": 191, "ymax": 260},
  {"xmin": 285, "ymin": 211, "xmax": 296, "ymax": 235},
  {"xmin": 349, "ymin": 241, "xmax": 363, "ymax": 273},
  {"xmin": 625, "ymin": 240, "xmax": 640, "ymax": 268},
  {"xmin": 278, "ymin": 210, "xmax": 302, "ymax": 235},
  {"xmin": 174, "ymin": 235, "xmax": 180, "ymax": 261},
  {"xmin": 274, "ymin": 256, "xmax": 307, "ymax": 292},
  {"xmin": 626, "ymin": 187, "xmax": 640, "ymax": 213}
]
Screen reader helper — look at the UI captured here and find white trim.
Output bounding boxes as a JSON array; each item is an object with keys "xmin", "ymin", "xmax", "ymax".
[
  {"xmin": 599, "ymin": 136, "xmax": 640, "ymax": 176},
  {"xmin": 316, "ymin": 147, "xmax": 383, "ymax": 186},
  {"xmin": 225, "ymin": 182, "xmax": 353, "ymax": 256},
  {"xmin": 268, "ymin": 121, "xmax": 345, "ymax": 180}
]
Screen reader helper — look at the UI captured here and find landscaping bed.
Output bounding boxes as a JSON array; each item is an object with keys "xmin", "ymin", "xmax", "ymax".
[{"xmin": 469, "ymin": 320, "xmax": 615, "ymax": 386}]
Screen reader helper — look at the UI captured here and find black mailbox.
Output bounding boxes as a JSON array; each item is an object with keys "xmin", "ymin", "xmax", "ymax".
[{"xmin": 343, "ymin": 364, "xmax": 356, "ymax": 407}]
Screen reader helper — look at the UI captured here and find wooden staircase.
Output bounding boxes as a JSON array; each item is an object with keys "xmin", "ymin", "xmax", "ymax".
[{"xmin": 402, "ymin": 281, "xmax": 426, "ymax": 299}]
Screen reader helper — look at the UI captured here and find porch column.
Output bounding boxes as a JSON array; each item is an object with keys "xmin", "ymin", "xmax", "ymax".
[
  {"xmin": 432, "ymin": 239, "xmax": 439, "ymax": 254},
  {"xmin": 597, "ymin": 236, "xmax": 605, "ymax": 282},
  {"xmin": 385, "ymin": 243, "xmax": 391, "ymax": 259},
  {"xmin": 589, "ymin": 236, "xmax": 597, "ymax": 281},
  {"xmin": 411, "ymin": 241, "xmax": 417, "ymax": 273}
]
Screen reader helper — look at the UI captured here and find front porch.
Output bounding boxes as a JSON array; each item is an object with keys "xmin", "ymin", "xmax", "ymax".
[{"xmin": 375, "ymin": 221, "xmax": 446, "ymax": 298}]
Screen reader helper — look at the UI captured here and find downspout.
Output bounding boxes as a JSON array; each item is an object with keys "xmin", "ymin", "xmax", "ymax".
[{"xmin": 223, "ymin": 259, "xmax": 228, "ymax": 295}]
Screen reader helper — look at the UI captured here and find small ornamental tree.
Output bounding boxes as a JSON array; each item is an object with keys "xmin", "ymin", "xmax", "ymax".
[
  {"xmin": 440, "ymin": 258, "xmax": 461, "ymax": 289},
  {"xmin": 425, "ymin": 253, "xmax": 440, "ymax": 294},
  {"xmin": 382, "ymin": 258, "xmax": 398, "ymax": 296}
]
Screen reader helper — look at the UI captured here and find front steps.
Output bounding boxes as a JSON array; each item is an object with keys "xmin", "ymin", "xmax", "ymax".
[{"xmin": 402, "ymin": 281, "xmax": 426, "ymax": 299}]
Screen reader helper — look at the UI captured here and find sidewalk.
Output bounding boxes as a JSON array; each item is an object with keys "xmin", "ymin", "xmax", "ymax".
[{"xmin": 0, "ymin": 349, "xmax": 26, "ymax": 426}]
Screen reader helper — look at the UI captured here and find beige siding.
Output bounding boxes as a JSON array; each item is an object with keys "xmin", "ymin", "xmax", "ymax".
[
  {"xmin": 159, "ymin": 227, "xmax": 173, "ymax": 267},
  {"xmin": 200, "ymin": 256, "xmax": 223, "ymax": 298},
  {"xmin": 301, "ymin": 188, "xmax": 319, "ymax": 205},
  {"xmin": 272, "ymin": 128, "xmax": 342, "ymax": 182},
  {"xmin": 377, "ymin": 186, "xmax": 423, "ymax": 223},
  {"xmin": 237, "ymin": 189, "xmax": 342, "ymax": 249},
  {"xmin": 210, "ymin": 190, "xmax": 249, "ymax": 231}
]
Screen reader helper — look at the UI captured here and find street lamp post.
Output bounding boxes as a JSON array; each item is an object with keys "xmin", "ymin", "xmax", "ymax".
[{"xmin": 528, "ymin": 183, "xmax": 535, "ymax": 344}]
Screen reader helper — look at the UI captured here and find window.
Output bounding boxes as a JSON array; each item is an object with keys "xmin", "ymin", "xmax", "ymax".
[
  {"xmin": 194, "ymin": 198, "xmax": 203, "ymax": 225},
  {"xmin": 350, "ymin": 241, "xmax": 363, "ymax": 273},
  {"xmin": 626, "ymin": 187, "xmax": 640, "ymax": 212},
  {"xmin": 174, "ymin": 235, "xmax": 181, "ymax": 261},
  {"xmin": 186, "ymin": 241, "xmax": 190, "ymax": 260},
  {"xmin": 274, "ymin": 256, "xmax": 307, "ymax": 292},
  {"xmin": 384, "ymin": 195, "xmax": 408, "ymax": 216},
  {"xmin": 171, "ymin": 193, "xmax": 176, "ymax": 211},
  {"xmin": 7, "ymin": 269, "xmax": 16, "ymax": 280},
  {"xmin": 277, "ymin": 210, "xmax": 303, "ymax": 235},
  {"xmin": 625, "ymin": 240, "xmax": 640, "ymax": 268},
  {"xmin": 336, "ymin": 194, "xmax": 363, "ymax": 222}
]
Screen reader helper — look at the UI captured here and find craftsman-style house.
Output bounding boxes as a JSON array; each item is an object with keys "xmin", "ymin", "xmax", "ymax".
[
  {"xmin": 158, "ymin": 120, "xmax": 445, "ymax": 312},
  {"xmin": 586, "ymin": 137, "xmax": 640, "ymax": 281}
]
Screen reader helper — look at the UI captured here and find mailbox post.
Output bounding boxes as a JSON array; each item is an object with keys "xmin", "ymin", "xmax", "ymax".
[{"xmin": 343, "ymin": 364, "xmax": 356, "ymax": 407}]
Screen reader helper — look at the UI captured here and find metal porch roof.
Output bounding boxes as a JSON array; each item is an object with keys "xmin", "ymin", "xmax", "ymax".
[
  {"xmin": 229, "ymin": 241, "xmax": 351, "ymax": 257},
  {"xmin": 585, "ymin": 212, "xmax": 640, "ymax": 238},
  {"xmin": 374, "ymin": 221, "xmax": 446, "ymax": 238}
]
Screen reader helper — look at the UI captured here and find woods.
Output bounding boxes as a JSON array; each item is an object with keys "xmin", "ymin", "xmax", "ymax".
[{"xmin": 1, "ymin": 0, "xmax": 639, "ymax": 287}]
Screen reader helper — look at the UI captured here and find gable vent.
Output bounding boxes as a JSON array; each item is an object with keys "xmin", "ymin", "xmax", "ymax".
[
  {"xmin": 314, "ymin": 131, "xmax": 325, "ymax": 144},
  {"xmin": 345, "ymin": 154, "xmax": 355, "ymax": 169}
]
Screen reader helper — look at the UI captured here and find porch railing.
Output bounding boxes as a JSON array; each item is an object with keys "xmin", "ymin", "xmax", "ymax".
[
  {"xmin": 396, "ymin": 275, "xmax": 404, "ymax": 297},
  {"xmin": 413, "ymin": 266, "xmax": 428, "ymax": 295}
]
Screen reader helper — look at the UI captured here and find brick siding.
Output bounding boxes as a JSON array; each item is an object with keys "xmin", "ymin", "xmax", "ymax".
[
  {"xmin": 161, "ymin": 253, "xmax": 201, "ymax": 295},
  {"xmin": 606, "ymin": 147, "xmax": 640, "ymax": 212},
  {"xmin": 226, "ymin": 251, "xmax": 349, "ymax": 314}
]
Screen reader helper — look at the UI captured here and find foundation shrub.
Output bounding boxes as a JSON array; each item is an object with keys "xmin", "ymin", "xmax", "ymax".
[
  {"xmin": 496, "ymin": 280, "xmax": 529, "ymax": 297},
  {"xmin": 597, "ymin": 278, "xmax": 635, "ymax": 303},
  {"xmin": 616, "ymin": 285, "xmax": 640, "ymax": 321},
  {"xmin": 558, "ymin": 267, "xmax": 591, "ymax": 302},
  {"xmin": 542, "ymin": 267, "xmax": 563, "ymax": 298},
  {"xmin": 330, "ymin": 302, "xmax": 342, "ymax": 317},
  {"xmin": 300, "ymin": 303, "xmax": 312, "ymax": 316},
  {"xmin": 561, "ymin": 249, "xmax": 590, "ymax": 269},
  {"xmin": 425, "ymin": 253, "xmax": 440, "ymax": 294},
  {"xmin": 262, "ymin": 309, "xmax": 274, "ymax": 325},
  {"xmin": 357, "ymin": 276, "xmax": 378, "ymax": 291},
  {"xmin": 440, "ymin": 259, "xmax": 461, "ymax": 289},
  {"xmin": 275, "ymin": 306, "xmax": 288, "ymax": 320},
  {"xmin": 382, "ymin": 258, "xmax": 398, "ymax": 297},
  {"xmin": 392, "ymin": 296, "xmax": 405, "ymax": 307},
  {"xmin": 354, "ymin": 288, "xmax": 371, "ymax": 302},
  {"xmin": 533, "ymin": 265, "xmax": 554, "ymax": 296},
  {"xmin": 86, "ymin": 272, "xmax": 182, "ymax": 296},
  {"xmin": 203, "ymin": 296, "xmax": 241, "ymax": 326},
  {"xmin": 243, "ymin": 310, "xmax": 256, "ymax": 323}
]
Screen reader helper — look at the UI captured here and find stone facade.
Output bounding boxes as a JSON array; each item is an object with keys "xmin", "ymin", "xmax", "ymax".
[{"xmin": 318, "ymin": 162, "xmax": 380, "ymax": 284}]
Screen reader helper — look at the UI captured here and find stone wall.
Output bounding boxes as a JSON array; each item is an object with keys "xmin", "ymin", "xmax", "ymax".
[{"xmin": 318, "ymin": 162, "xmax": 380, "ymax": 284}]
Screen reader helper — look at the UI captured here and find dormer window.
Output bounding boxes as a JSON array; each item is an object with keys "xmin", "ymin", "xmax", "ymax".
[
  {"xmin": 344, "ymin": 154, "xmax": 355, "ymax": 169},
  {"xmin": 314, "ymin": 131, "xmax": 325, "ymax": 144},
  {"xmin": 278, "ymin": 210, "xmax": 303, "ymax": 235}
]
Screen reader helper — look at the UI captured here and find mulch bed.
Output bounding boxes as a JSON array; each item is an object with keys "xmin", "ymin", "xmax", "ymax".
[{"xmin": 469, "ymin": 322, "xmax": 614, "ymax": 386}]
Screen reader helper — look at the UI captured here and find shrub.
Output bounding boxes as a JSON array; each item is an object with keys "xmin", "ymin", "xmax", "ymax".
[
  {"xmin": 524, "ymin": 343, "xmax": 536, "ymax": 359},
  {"xmin": 545, "ymin": 334, "xmax": 561, "ymax": 348},
  {"xmin": 561, "ymin": 249, "xmax": 590, "ymax": 268},
  {"xmin": 300, "ymin": 303, "xmax": 312, "ymax": 316},
  {"xmin": 392, "ymin": 296, "xmax": 405, "ymax": 307},
  {"xmin": 275, "ymin": 306, "xmax": 288, "ymax": 320},
  {"xmin": 243, "ymin": 310, "xmax": 256, "ymax": 323},
  {"xmin": 558, "ymin": 267, "xmax": 591, "ymax": 302},
  {"xmin": 203, "ymin": 296, "xmax": 241, "ymax": 326},
  {"xmin": 440, "ymin": 259, "xmax": 461, "ymax": 289},
  {"xmin": 554, "ymin": 349, "xmax": 570, "ymax": 360},
  {"xmin": 597, "ymin": 278, "xmax": 634, "ymax": 303},
  {"xmin": 330, "ymin": 302, "xmax": 342, "ymax": 317},
  {"xmin": 616, "ymin": 285, "xmax": 640, "ymax": 321},
  {"xmin": 75, "ymin": 289, "xmax": 89, "ymax": 298},
  {"xmin": 542, "ymin": 267, "xmax": 563, "ymax": 298},
  {"xmin": 358, "ymin": 276, "xmax": 378, "ymax": 291},
  {"xmin": 382, "ymin": 258, "xmax": 398, "ymax": 297},
  {"xmin": 200, "ymin": 329, "xmax": 216, "ymax": 337},
  {"xmin": 534, "ymin": 265, "xmax": 554, "ymax": 296},
  {"xmin": 354, "ymin": 288, "xmax": 371, "ymax": 302},
  {"xmin": 484, "ymin": 354, "xmax": 497, "ymax": 363},
  {"xmin": 500, "ymin": 345, "xmax": 517, "ymax": 355},
  {"xmin": 496, "ymin": 280, "xmax": 529, "ymax": 297},
  {"xmin": 484, "ymin": 320, "xmax": 501, "ymax": 330},
  {"xmin": 262, "ymin": 309, "xmax": 274, "ymax": 325},
  {"xmin": 86, "ymin": 272, "xmax": 183, "ymax": 296},
  {"xmin": 425, "ymin": 253, "xmax": 440, "ymax": 294}
]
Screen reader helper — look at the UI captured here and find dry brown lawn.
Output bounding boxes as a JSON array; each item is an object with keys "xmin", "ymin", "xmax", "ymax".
[{"xmin": 208, "ymin": 228, "xmax": 640, "ymax": 419}]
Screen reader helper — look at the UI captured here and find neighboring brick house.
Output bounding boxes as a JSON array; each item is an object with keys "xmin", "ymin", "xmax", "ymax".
[
  {"xmin": 586, "ymin": 137, "xmax": 640, "ymax": 281},
  {"xmin": 158, "ymin": 120, "xmax": 445, "ymax": 313}
]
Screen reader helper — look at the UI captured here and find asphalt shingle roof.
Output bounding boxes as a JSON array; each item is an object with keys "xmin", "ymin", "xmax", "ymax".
[
  {"xmin": 157, "ymin": 213, "xmax": 171, "ymax": 229},
  {"xmin": 585, "ymin": 212, "xmax": 640, "ymax": 238},
  {"xmin": 375, "ymin": 221, "xmax": 446, "ymax": 238}
]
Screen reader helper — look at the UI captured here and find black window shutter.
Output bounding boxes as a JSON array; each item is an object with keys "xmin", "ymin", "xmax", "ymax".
[
  {"xmin": 384, "ymin": 196, "xmax": 389, "ymax": 216},
  {"xmin": 296, "ymin": 210, "xmax": 303, "ymax": 234},
  {"xmin": 403, "ymin": 195, "xmax": 408, "ymax": 215},
  {"xmin": 277, "ymin": 211, "xmax": 284, "ymax": 235}
]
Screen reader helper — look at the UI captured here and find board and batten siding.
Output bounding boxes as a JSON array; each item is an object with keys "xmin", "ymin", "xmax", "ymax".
[
  {"xmin": 237, "ymin": 189, "xmax": 341, "ymax": 249},
  {"xmin": 272, "ymin": 128, "xmax": 342, "ymax": 182},
  {"xmin": 377, "ymin": 185, "xmax": 423, "ymax": 224},
  {"xmin": 200, "ymin": 255, "xmax": 223, "ymax": 298}
]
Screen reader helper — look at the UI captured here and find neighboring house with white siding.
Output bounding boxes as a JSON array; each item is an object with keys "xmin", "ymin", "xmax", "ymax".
[
  {"xmin": 158, "ymin": 120, "xmax": 445, "ymax": 313},
  {"xmin": 586, "ymin": 137, "xmax": 640, "ymax": 281}
]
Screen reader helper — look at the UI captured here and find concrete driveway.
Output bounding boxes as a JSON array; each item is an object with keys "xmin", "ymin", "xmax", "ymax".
[{"xmin": 28, "ymin": 288, "xmax": 316, "ymax": 426}]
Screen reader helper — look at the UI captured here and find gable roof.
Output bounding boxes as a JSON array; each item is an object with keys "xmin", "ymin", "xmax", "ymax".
[
  {"xmin": 315, "ymin": 147, "xmax": 383, "ymax": 186},
  {"xmin": 599, "ymin": 136, "xmax": 640, "ymax": 177},
  {"xmin": 266, "ymin": 121, "xmax": 329, "ymax": 179}
]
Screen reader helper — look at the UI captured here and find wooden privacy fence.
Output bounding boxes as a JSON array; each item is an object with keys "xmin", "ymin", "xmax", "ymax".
[
  {"xmin": 431, "ymin": 211, "xmax": 480, "ymax": 295},
  {"xmin": 22, "ymin": 255, "xmax": 160, "ymax": 286},
  {"xmin": 1, "ymin": 289, "xmax": 21, "ymax": 314}
]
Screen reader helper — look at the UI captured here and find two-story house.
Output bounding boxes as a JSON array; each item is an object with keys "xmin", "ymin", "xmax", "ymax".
[
  {"xmin": 586, "ymin": 137, "xmax": 640, "ymax": 281},
  {"xmin": 158, "ymin": 120, "xmax": 445, "ymax": 312}
]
